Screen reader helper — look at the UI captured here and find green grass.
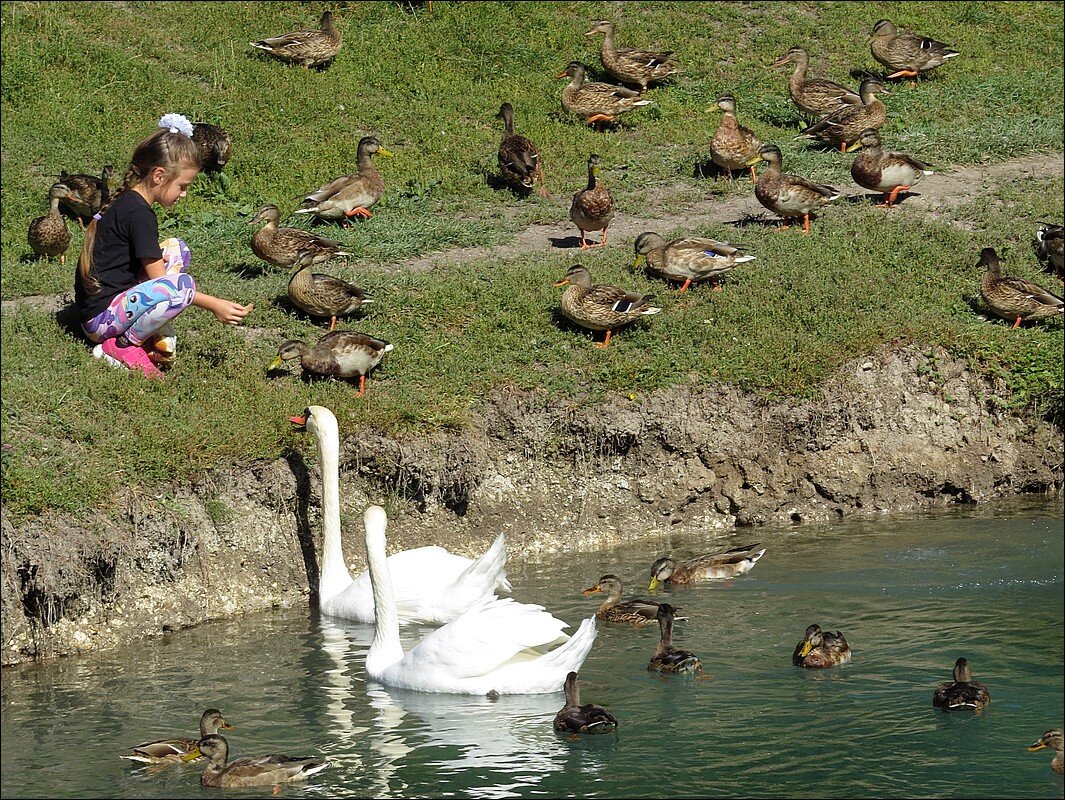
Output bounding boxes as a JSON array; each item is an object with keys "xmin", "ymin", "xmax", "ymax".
[{"xmin": 1, "ymin": 1, "xmax": 1062, "ymax": 519}]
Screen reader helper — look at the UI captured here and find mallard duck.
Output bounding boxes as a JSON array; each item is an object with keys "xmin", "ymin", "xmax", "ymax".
[
  {"xmin": 249, "ymin": 9, "xmax": 342, "ymax": 68},
  {"xmin": 287, "ymin": 248, "xmax": 372, "ymax": 331},
  {"xmin": 120, "ymin": 709, "xmax": 233, "ymax": 768},
  {"xmin": 849, "ymin": 128, "xmax": 933, "ymax": 206},
  {"xmin": 583, "ymin": 19, "xmax": 679, "ymax": 93},
  {"xmin": 793, "ymin": 623, "xmax": 852, "ymax": 668},
  {"xmin": 709, "ymin": 95, "xmax": 763, "ymax": 181},
  {"xmin": 772, "ymin": 46, "xmax": 861, "ymax": 119},
  {"xmin": 27, "ymin": 182, "xmax": 74, "ymax": 264},
  {"xmin": 554, "ymin": 671, "xmax": 618, "ymax": 735},
  {"xmin": 58, "ymin": 165, "xmax": 113, "ymax": 226},
  {"xmin": 558, "ymin": 62, "xmax": 652, "ymax": 129},
  {"xmin": 798, "ymin": 78, "xmax": 889, "ymax": 152},
  {"xmin": 569, "ymin": 154, "xmax": 614, "ymax": 249},
  {"xmin": 633, "ymin": 231, "xmax": 755, "ymax": 292},
  {"xmin": 582, "ymin": 574, "xmax": 670, "ymax": 626},
  {"xmin": 294, "ymin": 136, "xmax": 393, "ymax": 223},
  {"xmin": 1027, "ymin": 729, "xmax": 1064, "ymax": 775},
  {"xmin": 647, "ymin": 603, "xmax": 701, "ymax": 674},
  {"xmin": 496, "ymin": 102, "xmax": 548, "ymax": 198},
  {"xmin": 978, "ymin": 247, "xmax": 1064, "ymax": 329},
  {"xmin": 647, "ymin": 543, "xmax": 766, "ymax": 589},
  {"xmin": 186, "ymin": 734, "xmax": 328, "ymax": 788},
  {"xmin": 870, "ymin": 19, "xmax": 959, "ymax": 84},
  {"xmin": 246, "ymin": 204, "xmax": 351, "ymax": 269},
  {"xmin": 933, "ymin": 657, "xmax": 991, "ymax": 710},
  {"xmin": 191, "ymin": 122, "xmax": 232, "ymax": 173},
  {"xmin": 747, "ymin": 144, "xmax": 842, "ymax": 233},
  {"xmin": 270, "ymin": 332, "xmax": 393, "ymax": 396},
  {"xmin": 553, "ymin": 264, "xmax": 661, "ymax": 348},
  {"xmin": 1036, "ymin": 223, "xmax": 1064, "ymax": 279}
]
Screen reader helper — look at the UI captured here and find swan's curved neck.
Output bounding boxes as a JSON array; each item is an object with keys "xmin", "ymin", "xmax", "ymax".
[
  {"xmin": 364, "ymin": 515, "xmax": 404, "ymax": 674},
  {"xmin": 312, "ymin": 414, "xmax": 354, "ymax": 601}
]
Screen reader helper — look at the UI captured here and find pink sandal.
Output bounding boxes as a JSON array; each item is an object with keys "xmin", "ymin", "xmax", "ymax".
[{"xmin": 97, "ymin": 337, "xmax": 163, "ymax": 378}]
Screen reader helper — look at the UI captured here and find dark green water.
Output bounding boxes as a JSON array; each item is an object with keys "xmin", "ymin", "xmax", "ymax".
[{"xmin": 2, "ymin": 500, "xmax": 1062, "ymax": 799}]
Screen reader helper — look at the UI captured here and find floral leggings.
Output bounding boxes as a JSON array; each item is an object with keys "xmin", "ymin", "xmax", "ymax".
[{"xmin": 81, "ymin": 238, "xmax": 197, "ymax": 346}]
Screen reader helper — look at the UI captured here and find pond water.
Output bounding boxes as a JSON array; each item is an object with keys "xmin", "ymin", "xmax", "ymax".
[{"xmin": 2, "ymin": 500, "xmax": 1062, "ymax": 799}]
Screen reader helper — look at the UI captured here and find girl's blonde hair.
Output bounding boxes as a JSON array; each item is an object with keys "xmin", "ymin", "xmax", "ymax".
[{"xmin": 78, "ymin": 127, "xmax": 201, "ymax": 293}]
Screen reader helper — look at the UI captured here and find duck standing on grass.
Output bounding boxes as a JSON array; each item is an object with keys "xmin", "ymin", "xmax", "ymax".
[
  {"xmin": 286, "ymin": 248, "xmax": 371, "ymax": 331},
  {"xmin": 294, "ymin": 136, "xmax": 393, "ymax": 223},
  {"xmin": 569, "ymin": 154, "xmax": 614, "ymax": 249},
  {"xmin": 978, "ymin": 247, "xmax": 1064, "ymax": 329},
  {"xmin": 554, "ymin": 264, "xmax": 661, "ymax": 349},
  {"xmin": 747, "ymin": 144, "xmax": 841, "ymax": 234},
  {"xmin": 495, "ymin": 102, "xmax": 548, "ymax": 198},
  {"xmin": 250, "ymin": 9, "xmax": 342, "ymax": 68},
  {"xmin": 270, "ymin": 332, "xmax": 393, "ymax": 397},
  {"xmin": 583, "ymin": 19, "xmax": 679, "ymax": 93},
  {"xmin": 28, "ymin": 182, "xmax": 75, "ymax": 265},
  {"xmin": 633, "ymin": 231, "xmax": 755, "ymax": 292},
  {"xmin": 870, "ymin": 19, "xmax": 959, "ymax": 85},
  {"xmin": 554, "ymin": 672, "xmax": 618, "ymax": 735},
  {"xmin": 58, "ymin": 165, "xmax": 112, "ymax": 227},
  {"xmin": 558, "ymin": 62, "xmax": 652, "ymax": 130},
  {"xmin": 773, "ymin": 46, "xmax": 861, "ymax": 120},
  {"xmin": 191, "ymin": 122, "xmax": 232, "ymax": 174},
  {"xmin": 247, "ymin": 204, "xmax": 351, "ymax": 269},
  {"xmin": 1035, "ymin": 223, "xmax": 1064, "ymax": 280},
  {"xmin": 849, "ymin": 128, "xmax": 933, "ymax": 207},
  {"xmin": 797, "ymin": 78, "xmax": 890, "ymax": 153},
  {"xmin": 709, "ymin": 94, "xmax": 763, "ymax": 181}
]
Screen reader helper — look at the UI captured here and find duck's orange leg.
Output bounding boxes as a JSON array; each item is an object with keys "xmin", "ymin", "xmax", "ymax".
[
  {"xmin": 802, "ymin": 213, "xmax": 811, "ymax": 234},
  {"xmin": 585, "ymin": 113, "xmax": 615, "ymax": 126},
  {"xmin": 355, "ymin": 374, "xmax": 367, "ymax": 397},
  {"xmin": 1012, "ymin": 317, "xmax": 1023, "ymax": 329},
  {"xmin": 887, "ymin": 69, "xmax": 919, "ymax": 79},
  {"xmin": 345, "ymin": 207, "xmax": 373, "ymax": 219},
  {"xmin": 748, "ymin": 165, "xmax": 758, "ymax": 182},
  {"xmin": 594, "ymin": 329, "xmax": 613, "ymax": 349},
  {"xmin": 882, "ymin": 185, "xmax": 910, "ymax": 207},
  {"xmin": 328, "ymin": 316, "xmax": 337, "ymax": 331},
  {"xmin": 678, "ymin": 278, "xmax": 692, "ymax": 293}
]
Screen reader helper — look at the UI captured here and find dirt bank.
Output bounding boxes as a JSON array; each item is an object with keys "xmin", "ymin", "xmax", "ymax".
[{"xmin": 2, "ymin": 344, "xmax": 1060, "ymax": 666}]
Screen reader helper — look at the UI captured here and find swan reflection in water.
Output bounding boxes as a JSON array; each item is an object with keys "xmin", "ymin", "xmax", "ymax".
[{"xmin": 317, "ymin": 617, "xmax": 613, "ymax": 798}]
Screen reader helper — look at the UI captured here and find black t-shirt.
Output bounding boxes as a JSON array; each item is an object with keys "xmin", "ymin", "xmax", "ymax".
[{"xmin": 74, "ymin": 190, "xmax": 164, "ymax": 322}]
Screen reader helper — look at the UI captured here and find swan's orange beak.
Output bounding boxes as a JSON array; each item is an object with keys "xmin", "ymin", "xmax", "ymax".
[{"xmin": 290, "ymin": 415, "xmax": 307, "ymax": 427}]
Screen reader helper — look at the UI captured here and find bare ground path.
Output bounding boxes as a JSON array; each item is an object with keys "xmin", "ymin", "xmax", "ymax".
[{"xmin": 4, "ymin": 152, "xmax": 1061, "ymax": 317}]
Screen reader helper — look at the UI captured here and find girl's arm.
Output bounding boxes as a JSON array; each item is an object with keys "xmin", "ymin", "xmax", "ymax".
[{"xmin": 193, "ymin": 291, "xmax": 254, "ymax": 325}]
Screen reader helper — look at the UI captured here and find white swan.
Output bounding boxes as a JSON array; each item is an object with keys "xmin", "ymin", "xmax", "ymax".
[
  {"xmin": 362, "ymin": 504, "xmax": 598, "ymax": 695},
  {"xmin": 295, "ymin": 405, "xmax": 510, "ymax": 625}
]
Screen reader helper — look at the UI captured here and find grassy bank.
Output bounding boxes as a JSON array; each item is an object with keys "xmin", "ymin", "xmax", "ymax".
[{"xmin": 1, "ymin": 1, "xmax": 1062, "ymax": 519}]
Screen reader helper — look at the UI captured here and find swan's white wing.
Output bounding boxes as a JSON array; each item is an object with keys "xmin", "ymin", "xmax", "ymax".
[
  {"xmin": 420, "ymin": 533, "xmax": 510, "ymax": 624},
  {"xmin": 401, "ymin": 598, "xmax": 571, "ymax": 679}
]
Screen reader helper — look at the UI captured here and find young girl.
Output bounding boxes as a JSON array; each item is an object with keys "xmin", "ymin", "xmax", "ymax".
[{"xmin": 75, "ymin": 113, "xmax": 253, "ymax": 377}]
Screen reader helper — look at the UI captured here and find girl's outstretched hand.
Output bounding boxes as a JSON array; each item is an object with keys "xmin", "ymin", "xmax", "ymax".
[{"xmin": 213, "ymin": 300, "xmax": 254, "ymax": 325}]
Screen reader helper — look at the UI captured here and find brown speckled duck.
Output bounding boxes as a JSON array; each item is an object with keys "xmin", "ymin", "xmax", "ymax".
[
  {"xmin": 633, "ymin": 231, "xmax": 756, "ymax": 292},
  {"xmin": 496, "ymin": 102, "xmax": 548, "ymax": 198},
  {"xmin": 269, "ymin": 331, "xmax": 393, "ymax": 397},
  {"xmin": 648, "ymin": 544, "xmax": 766, "ymax": 588},
  {"xmin": 554, "ymin": 672, "xmax": 618, "ymax": 735},
  {"xmin": 287, "ymin": 249, "xmax": 372, "ymax": 330},
  {"xmin": 553, "ymin": 264, "xmax": 661, "ymax": 349},
  {"xmin": 583, "ymin": 20, "xmax": 679, "ymax": 93},
  {"xmin": 246, "ymin": 204, "xmax": 351, "ymax": 269},
  {"xmin": 870, "ymin": 19, "xmax": 959, "ymax": 84},
  {"xmin": 294, "ymin": 136, "xmax": 393, "ymax": 223},
  {"xmin": 582, "ymin": 574, "xmax": 670, "ymax": 626},
  {"xmin": 647, "ymin": 604, "xmax": 702, "ymax": 675},
  {"xmin": 793, "ymin": 624, "xmax": 852, "ymax": 668},
  {"xmin": 558, "ymin": 62, "xmax": 652, "ymax": 129},
  {"xmin": 187, "ymin": 734, "xmax": 328, "ymax": 789},
  {"xmin": 569, "ymin": 154, "xmax": 614, "ymax": 249},
  {"xmin": 1035, "ymin": 223, "xmax": 1064, "ymax": 280},
  {"xmin": 773, "ymin": 46, "xmax": 861, "ymax": 119},
  {"xmin": 849, "ymin": 128, "xmax": 933, "ymax": 206},
  {"xmin": 1027, "ymin": 729, "xmax": 1064, "ymax": 775},
  {"xmin": 932, "ymin": 657, "xmax": 990, "ymax": 711},
  {"xmin": 191, "ymin": 123, "xmax": 232, "ymax": 173},
  {"xmin": 27, "ymin": 182, "xmax": 75, "ymax": 264},
  {"xmin": 58, "ymin": 165, "xmax": 113, "ymax": 226},
  {"xmin": 747, "ymin": 144, "xmax": 842, "ymax": 233},
  {"xmin": 250, "ymin": 9, "xmax": 342, "ymax": 68},
  {"xmin": 710, "ymin": 95, "xmax": 763, "ymax": 181},
  {"xmin": 798, "ymin": 78, "xmax": 889, "ymax": 152},
  {"xmin": 978, "ymin": 247, "xmax": 1063, "ymax": 328},
  {"xmin": 120, "ymin": 709, "xmax": 234, "ymax": 769}
]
